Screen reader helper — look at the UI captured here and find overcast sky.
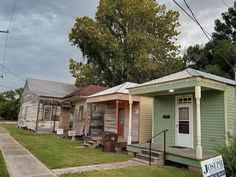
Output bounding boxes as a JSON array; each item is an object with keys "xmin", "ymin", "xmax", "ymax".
[{"xmin": 0, "ymin": 0, "xmax": 234, "ymax": 92}]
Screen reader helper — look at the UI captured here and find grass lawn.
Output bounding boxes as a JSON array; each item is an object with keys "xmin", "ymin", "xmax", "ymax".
[
  {"xmin": 59, "ymin": 166, "xmax": 202, "ymax": 177},
  {"xmin": 2, "ymin": 124, "xmax": 130, "ymax": 169},
  {"xmin": 0, "ymin": 150, "xmax": 9, "ymax": 177}
]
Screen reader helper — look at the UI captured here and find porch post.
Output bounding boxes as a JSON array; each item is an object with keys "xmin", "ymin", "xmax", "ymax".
[
  {"xmin": 116, "ymin": 100, "xmax": 119, "ymax": 134},
  {"xmin": 195, "ymin": 86, "xmax": 203, "ymax": 159},
  {"xmin": 127, "ymin": 94, "xmax": 133, "ymax": 145}
]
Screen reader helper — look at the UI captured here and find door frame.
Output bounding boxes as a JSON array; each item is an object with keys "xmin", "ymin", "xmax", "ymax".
[
  {"xmin": 175, "ymin": 95, "xmax": 194, "ymax": 148},
  {"xmin": 117, "ymin": 108, "xmax": 125, "ymax": 137}
]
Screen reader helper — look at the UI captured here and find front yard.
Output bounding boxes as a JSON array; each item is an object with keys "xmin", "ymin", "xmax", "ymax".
[
  {"xmin": 2, "ymin": 124, "xmax": 130, "ymax": 169},
  {"xmin": 0, "ymin": 150, "xmax": 8, "ymax": 177},
  {"xmin": 60, "ymin": 166, "xmax": 202, "ymax": 177}
]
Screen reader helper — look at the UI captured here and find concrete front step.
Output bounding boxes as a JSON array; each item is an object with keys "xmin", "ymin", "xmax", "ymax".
[
  {"xmin": 141, "ymin": 149, "xmax": 163, "ymax": 157},
  {"xmin": 136, "ymin": 153, "xmax": 159, "ymax": 163},
  {"xmin": 132, "ymin": 158, "xmax": 152, "ymax": 165}
]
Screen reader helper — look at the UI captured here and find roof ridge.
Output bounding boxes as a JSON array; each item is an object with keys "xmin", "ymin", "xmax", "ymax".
[
  {"xmin": 114, "ymin": 82, "xmax": 128, "ymax": 93},
  {"xmin": 27, "ymin": 77, "xmax": 75, "ymax": 86}
]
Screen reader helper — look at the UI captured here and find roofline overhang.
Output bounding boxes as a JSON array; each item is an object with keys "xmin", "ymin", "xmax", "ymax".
[
  {"xmin": 129, "ymin": 77, "xmax": 227, "ymax": 96},
  {"xmin": 63, "ymin": 95, "xmax": 86, "ymax": 102},
  {"xmin": 87, "ymin": 93, "xmax": 140, "ymax": 103}
]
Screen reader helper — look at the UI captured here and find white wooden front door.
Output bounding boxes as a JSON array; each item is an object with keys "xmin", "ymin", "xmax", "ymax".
[{"xmin": 175, "ymin": 96, "xmax": 193, "ymax": 148}]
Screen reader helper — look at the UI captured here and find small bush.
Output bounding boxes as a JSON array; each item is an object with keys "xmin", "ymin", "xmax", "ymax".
[{"xmin": 217, "ymin": 133, "xmax": 236, "ymax": 177}]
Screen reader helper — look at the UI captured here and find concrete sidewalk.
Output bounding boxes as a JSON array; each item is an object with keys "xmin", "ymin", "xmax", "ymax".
[
  {"xmin": 52, "ymin": 160, "xmax": 144, "ymax": 176},
  {"xmin": 0, "ymin": 126, "xmax": 57, "ymax": 177}
]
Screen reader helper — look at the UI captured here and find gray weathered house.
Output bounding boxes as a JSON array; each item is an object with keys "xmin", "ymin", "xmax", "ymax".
[{"xmin": 18, "ymin": 78, "xmax": 77, "ymax": 133}]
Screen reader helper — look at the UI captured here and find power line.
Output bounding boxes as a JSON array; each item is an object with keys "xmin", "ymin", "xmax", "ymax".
[
  {"xmin": 172, "ymin": 0, "xmax": 234, "ymax": 69},
  {"xmin": 0, "ymin": 63, "xmax": 75, "ymax": 96},
  {"xmin": 183, "ymin": 0, "xmax": 211, "ymax": 41},
  {"xmin": 172, "ymin": 0, "xmax": 211, "ymax": 37},
  {"xmin": 0, "ymin": 63, "xmax": 25, "ymax": 82},
  {"xmin": 1, "ymin": 0, "xmax": 18, "ymax": 78},
  {"xmin": 220, "ymin": 0, "xmax": 229, "ymax": 8}
]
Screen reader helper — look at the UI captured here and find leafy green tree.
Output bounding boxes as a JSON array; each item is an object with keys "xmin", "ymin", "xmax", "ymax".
[
  {"xmin": 69, "ymin": 0, "xmax": 184, "ymax": 87},
  {"xmin": 0, "ymin": 88, "xmax": 23, "ymax": 120},
  {"xmin": 184, "ymin": 2, "xmax": 236, "ymax": 79},
  {"xmin": 213, "ymin": 1, "xmax": 236, "ymax": 42},
  {"xmin": 183, "ymin": 41, "xmax": 236, "ymax": 79}
]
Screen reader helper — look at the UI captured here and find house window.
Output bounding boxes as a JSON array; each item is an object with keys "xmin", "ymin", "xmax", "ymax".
[
  {"xmin": 177, "ymin": 97, "xmax": 192, "ymax": 104},
  {"xmin": 69, "ymin": 121, "xmax": 73, "ymax": 129},
  {"xmin": 43, "ymin": 105, "xmax": 52, "ymax": 121},
  {"xmin": 78, "ymin": 106, "xmax": 84, "ymax": 121}
]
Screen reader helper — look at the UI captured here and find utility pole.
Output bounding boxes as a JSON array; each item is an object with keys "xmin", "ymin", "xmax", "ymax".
[{"xmin": 0, "ymin": 30, "xmax": 9, "ymax": 33}]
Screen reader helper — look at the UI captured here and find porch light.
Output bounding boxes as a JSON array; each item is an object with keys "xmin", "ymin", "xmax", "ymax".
[{"xmin": 169, "ymin": 89, "xmax": 174, "ymax": 93}]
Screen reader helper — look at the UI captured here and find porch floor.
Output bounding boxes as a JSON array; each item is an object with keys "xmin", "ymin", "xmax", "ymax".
[{"xmin": 128, "ymin": 143, "xmax": 215, "ymax": 160}]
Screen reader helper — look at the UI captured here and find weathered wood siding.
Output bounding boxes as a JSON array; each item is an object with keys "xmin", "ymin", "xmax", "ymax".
[
  {"xmin": 104, "ymin": 102, "xmax": 116, "ymax": 132},
  {"xmin": 227, "ymin": 85, "xmax": 236, "ymax": 135},
  {"xmin": 72, "ymin": 100, "xmax": 88, "ymax": 134},
  {"xmin": 98, "ymin": 100, "xmax": 139, "ymax": 142},
  {"xmin": 59, "ymin": 107, "xmax": 70, "ymax": 129},
  {"xmin": 138, "ymin": 96, "xmax": 153, "ymax": 144}
]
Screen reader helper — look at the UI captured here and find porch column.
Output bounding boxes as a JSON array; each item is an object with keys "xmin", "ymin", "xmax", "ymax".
[
  {"xmin": 195, "ymin": 86, "xmax": 203, "ymax": 159},
  {"xmin": 116, "ymin": 100, "xmax": 119, "ymax": 134},
  {"xmin": 127, "ymin": 94, "xmax": 133, "ymax": 145}
]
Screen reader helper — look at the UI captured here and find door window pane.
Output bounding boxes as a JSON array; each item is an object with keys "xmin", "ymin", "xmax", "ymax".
[
  {"xmin": 179, "ymin": 121, "xmax": 189, "ymax": 134},
  {"xmin": 179, "ymin": 107, "xmax": 189, "ymax": 120},
  {"xmin": 119, "ymin": 109, "xmax": 125, "ymax": 124}
]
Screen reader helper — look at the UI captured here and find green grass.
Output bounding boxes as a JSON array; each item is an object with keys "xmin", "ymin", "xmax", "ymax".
[
  {"xmin": 0, "ymin": 150, "xmax": 9, "ymax": 177},
  {"xmin": 59, "ymin": 166, "xmax": 202, "ymax": 177},
  {"xmin": 2, "ymin": 124, "xmax": 130, "ymax": 169}
]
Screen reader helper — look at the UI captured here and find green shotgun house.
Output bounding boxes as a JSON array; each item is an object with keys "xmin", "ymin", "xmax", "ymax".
[{"xmin": 127, "ymin": 68, "xmax": 236, "ymax": 168}]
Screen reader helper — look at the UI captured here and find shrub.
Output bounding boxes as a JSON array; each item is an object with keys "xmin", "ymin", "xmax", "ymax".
[{"xmin": 217, "ymin": 133, "xmax": 236, "ymax": 177}]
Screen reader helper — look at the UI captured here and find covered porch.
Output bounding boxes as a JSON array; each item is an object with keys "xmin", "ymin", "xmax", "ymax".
[
  {"xmin": 128, "ymin": 71, "xmax": 228, "ymax": 161},
  {"xmin": 87, "ymin": 94, "xmax": 140, "ymax": 144},
  {"xmin": 127, "ymin": 143, "xmax": 215, "ymax": 167}
]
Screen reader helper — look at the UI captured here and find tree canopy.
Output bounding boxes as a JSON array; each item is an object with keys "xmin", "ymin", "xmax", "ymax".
[
  {"xmin": 0, "ymin": 88, "xmax": 23, "ymax": 120},
  {"xmin": 184, "ymin": 2, "xmax": 236, "ymax": 79},
  {"xmin": 69, "ymin": 0, "xmax": 184, "ymax": 87}
]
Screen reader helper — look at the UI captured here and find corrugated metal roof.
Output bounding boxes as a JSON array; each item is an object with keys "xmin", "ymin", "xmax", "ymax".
[
  {"xmin": 27, "ymin": 78, "xmax": 77, "ymax": 98},
  {"xmin": 88, "ymin": 82, "xmax": 139, "ymax": 98},
  {"xmin": 63, "ymin": 85, "xmax": 109, "ymax": 99},
  {"xmin": 137, "ymin": 68, "xmax": 236, "ymax": 87}
]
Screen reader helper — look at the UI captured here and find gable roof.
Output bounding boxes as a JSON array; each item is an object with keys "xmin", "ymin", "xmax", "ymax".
[
  {"xmin": 63, "ymin": 85, "xmax": 109, "ymax": 99},
  {"xmin": 135, "ymin": 68, "xmax": 236, "ymax": 88},
  {"xmin": 26, "ymin": 78, "xmax": 77, "ymax": 98},
  {"xmin": 88, "ymin": 82, "xmax": 139, "ymax": 98}
]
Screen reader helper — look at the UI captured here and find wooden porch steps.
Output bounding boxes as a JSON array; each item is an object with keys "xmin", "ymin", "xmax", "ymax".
[
  {"xmin": 84, "ymin": 137, "xmax": 102, "ymax": 148},
  {"xmin": 133, "ymin": 149, "xmax": 164, "ymax": 165}
]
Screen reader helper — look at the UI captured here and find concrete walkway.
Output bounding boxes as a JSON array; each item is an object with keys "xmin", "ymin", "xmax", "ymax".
[
  {"xmin": 0, "ymin": 126, "xmax": 57, "ymax": 177},
  {"xmin": 52, "ymin": 160, "xmax": 144, "ymax": 176}
]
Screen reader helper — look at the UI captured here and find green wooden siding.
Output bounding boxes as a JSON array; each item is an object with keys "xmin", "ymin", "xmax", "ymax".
[
  {"xmin": 200, "ymin": 90, "xmax": 225, "ymax": 152},
  {"xmin": 227, "ymin": 86, "xmax": 236, "ymax": 135},
  {"xmin": 154, "ymin": 90, "xmax": 225, "ymax": 153},
  {"xmin": 154, "ymin": 94, "xmax": 176, "ymax": 146}
]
